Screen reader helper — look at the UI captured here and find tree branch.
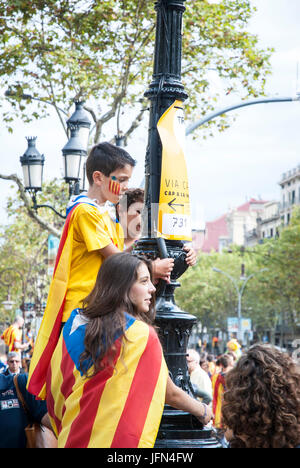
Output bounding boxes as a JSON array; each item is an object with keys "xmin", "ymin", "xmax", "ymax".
[
  {"xmin": 123, "ymin": 105, "xmax": 147, "ymax": 143},
  {"xmin": 0, "ymin": 173, "xmax": 61, "ymax": 238}
]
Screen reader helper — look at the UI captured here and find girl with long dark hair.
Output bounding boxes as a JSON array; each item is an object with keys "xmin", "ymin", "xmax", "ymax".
[{"xmin": 46, "ymin": 253, "xmax": 212, "ymax": 448}]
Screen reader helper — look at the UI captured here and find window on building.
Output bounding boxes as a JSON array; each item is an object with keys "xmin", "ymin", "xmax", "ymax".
[
  {"xmin": 270, "ymin": 228, "xmax": 273, "ymax": 237},
  {"xmin": 292, "ymin": 190, "xmax": 295, "ymax": 204}
]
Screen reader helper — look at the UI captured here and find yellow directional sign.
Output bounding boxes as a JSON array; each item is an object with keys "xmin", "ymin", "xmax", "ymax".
[{"xmin": 157, "ymin": 100, "xmax": 192, "ymax": 241}]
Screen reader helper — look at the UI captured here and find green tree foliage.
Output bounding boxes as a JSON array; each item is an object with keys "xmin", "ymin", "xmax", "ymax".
[
  {"xmin": 0, "ymin": 0, "xmax": 273, "ymax": 141},
  {"xmin": 177, "ymin": 209, "xmax": 300, "ymax": 341},
  {"xmin": 0, "ymin": 179, "xmax": 67, "ymax": 324},
  {"xmin": 176, "ymin": 249, "xmax": 259, "ymax": 334},
  {"xmin": 252, "ymin": 208, "xmax": 300, "ymax": 338}
]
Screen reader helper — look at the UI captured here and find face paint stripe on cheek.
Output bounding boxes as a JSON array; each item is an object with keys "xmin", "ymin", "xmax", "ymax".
[{"xmin": 109, "ymin": 176, "xmax": 121, "ymax": 195}]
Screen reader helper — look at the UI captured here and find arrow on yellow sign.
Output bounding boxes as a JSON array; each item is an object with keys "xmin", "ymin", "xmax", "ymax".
[{"xmin": 168, "ymin": 198, "xmax": 184, "ymax": 212}]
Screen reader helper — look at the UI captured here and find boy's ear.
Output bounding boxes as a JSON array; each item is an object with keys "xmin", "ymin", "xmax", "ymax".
[{"xmin": 92, "ymin": 170, "xmax": 105, "ymax": 185}]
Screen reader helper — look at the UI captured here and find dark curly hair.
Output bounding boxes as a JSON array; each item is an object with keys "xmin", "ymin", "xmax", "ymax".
[{"xmin": 222, "ymin": 344, "xmax": 300, "ymax": 448}]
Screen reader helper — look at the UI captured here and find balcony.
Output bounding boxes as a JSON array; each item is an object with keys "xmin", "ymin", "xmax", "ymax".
[
  {"xmin": 279, "ymin": 196, "xmax": 300, "ymax": 212},
  {"xmin": 280, "ymin": 165, "xmax": 300, "ymax": 185}
]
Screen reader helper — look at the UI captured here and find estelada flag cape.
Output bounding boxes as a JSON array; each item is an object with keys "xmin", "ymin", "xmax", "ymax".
[
  {"xmin": 1, "ymin": 325, "xmax": 22, "ymax": 352},
  {"xmin": 27, "ymin": 195, "xmax": 100, "ymax": 399},
  {"xmin": 46, "ymin": 309, "xmax": 168, "ymax": 448},
  {"xmin": 212, "ymin": 372, "xmax": 226, "ymax": 428}
]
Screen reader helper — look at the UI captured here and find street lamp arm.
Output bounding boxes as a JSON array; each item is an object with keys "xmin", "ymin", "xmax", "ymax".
[
  {"xmin": 240, "ymin": 272, "xmax": 255, "ymax": 296},
  {"xmin": 0, "ymin": 172, "xmax": 62, "ymax": 237},
  {"xmin": 212, "ymin": 267, "xmax": 239, "ymax": 296},
  {"xmin": 31, "ymin": 190, "xmax": 66, "ymax": 219},
  {"xmin": 185, "ymin": 96, "xmax": 300, "ymax": 136},
  {"xmin": 240, "ymin": 268, "xmax": 268, "ymax": 296},
  {"xmin": 32, "ymin": 202, "xmax": 66, "ymax": 220}
]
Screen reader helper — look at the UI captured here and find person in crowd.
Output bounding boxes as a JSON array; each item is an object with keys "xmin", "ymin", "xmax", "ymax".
[
  {"xmin": 207, "ymin": 354, "xmax": 217, "ymax": 378},
  {"xmin": 222, "ymin": 344, "xmax": 300, "ymax": 448},
  {"xmin": 212, "ymin": 336, "xmax": 220, "ymax": 355},
  {"xmin": 3, "ymin": 352, "xmax": 23, "ymax": 376},
  {"xmin": 200, "ymin": 351, "xmax": 210, "ymax": 374},
  {"xmin": 116, "ymin": 187, "xmax": 144, "ymax": 249},
  {"xmin": 212, "ymin": 354, "xmax": 234, "ymax": 429},
  {"xmin": 116, "ymin": 187, "xmax": 197, "ymax": 271},
  {"xmin": 46, "ymin": 253, "xmax": 212, "ymax": 448},
  {"xmin": 226, "ymin": 350, "xmax": 237, "ymax": 365},
  {"xmin": 0, "ymin": 354, "xmax": 7, "ymax": 374},
  {"xmin": 1, "ymin": 316, "xmax": 29, "ymax": 353},
  {"xmin": 25, "ymin": 326, "xmax": 34, "ymax": 355},
  {"xmin": 186, "ymin": 348, "xmax": 213, "ymax": 405},
  {"xmin": 0, "ymin": 372, "xmax": 52, "ymax": 448},
  {"xmin": 28, "ymin": 143, "xmax": 174, "ymax": 399},
  {"xmin": 226, "ymin": 338, "xmax": 242, "ymax": 360}
]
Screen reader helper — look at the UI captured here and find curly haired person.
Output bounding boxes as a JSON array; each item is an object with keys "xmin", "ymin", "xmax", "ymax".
[{"xmin": 222, "ymin": 344, "xmax": 300, "ymax": 448}]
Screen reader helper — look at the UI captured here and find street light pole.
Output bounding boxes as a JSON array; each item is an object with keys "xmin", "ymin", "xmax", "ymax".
[
  {"xmin": 212, "ymin": 267, "xmax": 267, "ymax": 341},
  {"xmin": 185, "ymin": 95, "xmax": 300, "ymax": 136},
  {"xmin": 133, "ymin": 0, "xmax": 220, "ymax": 448}
]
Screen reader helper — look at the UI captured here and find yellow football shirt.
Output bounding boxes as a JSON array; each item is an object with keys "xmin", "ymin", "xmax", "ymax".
[{"xmin": 62, "ymin": 203, "xmax": 124, "ymax": 322}]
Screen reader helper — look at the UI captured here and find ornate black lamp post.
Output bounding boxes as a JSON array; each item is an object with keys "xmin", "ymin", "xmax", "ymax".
[{"xmin": 133, "ymin": 0, "xmax": 220, "ymax": 448}]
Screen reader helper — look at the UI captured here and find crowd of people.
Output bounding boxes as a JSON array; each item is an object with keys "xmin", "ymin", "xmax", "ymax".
[
  {"xmin": 186, "ymin": 339, "xmax": 300, "ymax": 448},
  {"xmin": 1, "ymin": 142, "xmax": 300, "ymax": 448}
]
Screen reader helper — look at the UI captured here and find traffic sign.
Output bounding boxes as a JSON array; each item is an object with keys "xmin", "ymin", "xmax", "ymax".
[{"xmin": 157, "ymin": 100, "xmax": 192, "ymax": 241}]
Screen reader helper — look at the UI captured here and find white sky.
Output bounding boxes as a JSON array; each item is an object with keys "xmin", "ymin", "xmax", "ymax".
[{"xmin": 1, "ymin": 0, "xmax": 300, "ymax": 228}]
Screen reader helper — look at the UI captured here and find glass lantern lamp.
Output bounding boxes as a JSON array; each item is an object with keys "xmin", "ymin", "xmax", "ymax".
[
  {"xmin": 20, "ymin": 137, "xmax": 45, "ymax": 192},
  {"xmin": 62, "ymin": 124, "xmax": 87, "ymax": 195},
  {"xmin": 67, "ymin": 101, "xmax": 91, "ymax": 150}
]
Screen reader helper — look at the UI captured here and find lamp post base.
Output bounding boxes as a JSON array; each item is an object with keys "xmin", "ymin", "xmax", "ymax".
[
  {"xmin": 155, "ymin": 414, "xmax": 221, "ymax": 448},
  {"xmin": 133, "ymin": 238, "xmax": 222, "ymax": 448}
]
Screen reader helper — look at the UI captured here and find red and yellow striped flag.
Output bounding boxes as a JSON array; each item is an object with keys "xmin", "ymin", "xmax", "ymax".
[
  {"xmin": 46, "ymin": 310, "xmax": 168, "ymax": 448},
  {"xmin": 212, "ymin": 372, "xmax": 226, "ymax": 429},
  {"xmin": 27, "ymin": 197, "xmax": 98, "ymax": 399},
  {"xmin": 1, "ymin": 325, "xmax": 22, "ymax": 352}
]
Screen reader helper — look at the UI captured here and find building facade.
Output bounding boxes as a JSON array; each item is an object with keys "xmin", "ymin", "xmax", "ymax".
[
  {"xmin": 201, "ymin": 198, "xmax": 267, "ymax": 253},
  {"xmin": 279, "ymin": 165, "xmax": 300, "ymax": 225},
  {"xmin": 197, "ymin": 165, "xmax": 300, "ymax": 253}
]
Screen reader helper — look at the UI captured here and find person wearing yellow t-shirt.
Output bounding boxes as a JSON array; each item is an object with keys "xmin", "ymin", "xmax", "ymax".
[{"xmin": 27, "ymin": 142, "xmax": 175, "ymax": 399}]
